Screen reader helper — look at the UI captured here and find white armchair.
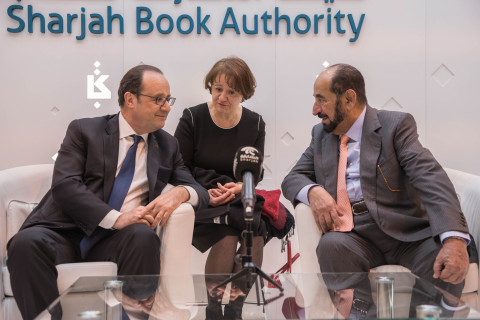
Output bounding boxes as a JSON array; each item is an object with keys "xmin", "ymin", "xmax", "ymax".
[
  {"xmin": 0, "ymin": 164, "xmax": 195, "ymax": 320},
  {"xmin": 295, "ymin": 168, "xmax": 480, "ymax": 316}
]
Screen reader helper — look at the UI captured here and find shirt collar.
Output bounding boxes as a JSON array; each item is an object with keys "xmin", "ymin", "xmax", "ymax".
[
  {"xmin": 344, "ymin": 106, "xmax": 366, "ymax": 143},
  {"xmin": 118, "ymin": 112, "xmax": 149, "ymax": 144}
]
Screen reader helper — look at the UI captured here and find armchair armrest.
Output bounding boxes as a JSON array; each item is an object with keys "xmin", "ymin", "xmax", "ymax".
[
  {"xmin": 157, "ymin": 203, "xmax": 195, "ymax": 275},
  {"xmin": 445, "ymin": 168, "xmax": 480, "ymax": 297},
  {"xmin": 295, "ymin": 203, "xmax": 321, "ymax": 274},
  {"xmin": 156, "ymin": 203, "xmax": 195, "ymax": 310},
  {"xmin": 0, "ymin": 164, "xmax": 54, "ymax": 305}
]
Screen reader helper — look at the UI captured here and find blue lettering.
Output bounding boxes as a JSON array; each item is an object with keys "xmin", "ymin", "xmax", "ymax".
[
  {"xmin": 197, "ymin": 7, "xmax": 211, "ymax": 34},
  {"xmin": 67, "ymin": 14, "xmax": 78, "ymax": 34},
  {"xmin": 327, "ymin": 8, "xmax": 332, "ymax": 34},
  {"xmin": 28, "ymin": 5, "xmax": 45, "ymax": 33},
  {"xmin": 261, "ymin": 11, "xmax": 272, "ymax": 35},
  {"xmin": 243, "ymin": 14, "xmax": 258, "ymax": 34},
  {"xmin": 107, "ymin": 6, "xmax": 123, "ymax": 34},
  {"xmin": 136, "ymin": 7, "xmax": 153, "ymax": 34},
  {"xmin": 220, "ymin": 7, "xmax": 240, "ymax": 34},
  {"xmin": 7, "ymin": 5, "xmax": 24, "ymax": 33},
  {"xmin": 348, "ymin": 13, "xmax": 365, "ymax": 42},
  {"xmin": 76, "ymin": 7, "xmax": 85, "ymax": 40},
  {"xmin": 334, "ymin": 11, "xmax": 346, "ymax": 34},
  {"xmin": 275, "ymin": 7, "xmax": 290, "ymax": 35},
  {"xmin": 89, "ymin": 14, "xmax": 104, "ymax": 34},
  {"xmin": 177, "ymin": 14, "xmax": 194, "ymax": 34},
  {"xmin": 156, "ymin": 15, "xmax": 174, "ymax": 34},
  {"xmin": 294, "ymin": 14, "xmax": 310, "ymax": 34},
  {"xmin": 314, "ymin": 14, "xmax": 324, "ymax": 34},
  {"xmin": 48, "ymin": 13, "xmax": 63, "ymax": 34}
]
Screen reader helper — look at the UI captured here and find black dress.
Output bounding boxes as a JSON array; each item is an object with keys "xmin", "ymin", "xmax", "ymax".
[{"xmin": 174, "ymin": 103, "xmax": 268, "ymax": 252}]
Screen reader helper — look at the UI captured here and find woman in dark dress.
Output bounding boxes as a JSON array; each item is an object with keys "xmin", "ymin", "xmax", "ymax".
[{"xmin": 174, "ymin": 56, "xmax": 266, "ymax": 319}]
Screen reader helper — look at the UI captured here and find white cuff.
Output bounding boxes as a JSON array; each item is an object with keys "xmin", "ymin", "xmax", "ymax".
[
  {"xmin": 98, "ymin": 209, "xmax": 122, "ymax": 229},
  {"xmin": 440, "ymin": 231, "xmax": 470, "ymax": 245},
  {"xmin": 296, "ymin": 184, "xmax": 320, "ymax": 205},
  {"xmin": 163, "ymin": 183, "xmax": 199, "ymax": 208},
  {"xmin": 182, "ymin": 185, "xmax": 199, "ymax": 208}
]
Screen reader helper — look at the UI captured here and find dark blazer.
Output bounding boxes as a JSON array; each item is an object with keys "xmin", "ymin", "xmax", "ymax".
[
  {"xmin": 282, "ymin": 105, "xmax": 468, "ymax": 242},
  {"xmin": 17, "ymin": 113, "xmax": 209, "ymax": 237}
]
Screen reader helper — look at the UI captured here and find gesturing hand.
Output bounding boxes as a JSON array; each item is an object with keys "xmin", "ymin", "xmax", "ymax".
[
  {"xmin": 144, "ymin": 186, "xmax": 190, "ymax": 228},
  {"xmin": 219, "ymin": 182, "xmax": 243, "ymax": 195},
  {"xmin": 308, "ymin": 186, "xmax": 342, "ymax": 233},
  {"xmin": 208, "ymin": 182, "xmax": 235, "ymax": 207},
  {"xmin": 112, "ymin": 206, "xmax": 152, "ymax": 230},
  {"xmin": 433, "ymin": 237, "xmax": 469, "ymax": 284}
]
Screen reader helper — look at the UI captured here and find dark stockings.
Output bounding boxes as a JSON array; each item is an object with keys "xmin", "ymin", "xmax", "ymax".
[{"xmin": 205, "ymin": 235, "xmax": 264, "ymax": 319}]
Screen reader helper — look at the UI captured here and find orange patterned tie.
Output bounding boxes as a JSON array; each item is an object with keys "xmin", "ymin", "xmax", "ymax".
[{"xmin": 335, "ymin": 134, "xmax": 354, "ymax": 231}]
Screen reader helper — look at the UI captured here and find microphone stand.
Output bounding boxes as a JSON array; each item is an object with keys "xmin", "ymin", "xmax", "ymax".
[{"xmin": 212, "ymin": 201, "xmax": 284, "ymax": 308}]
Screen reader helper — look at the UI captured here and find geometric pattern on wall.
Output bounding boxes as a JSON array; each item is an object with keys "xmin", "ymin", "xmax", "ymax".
[
  {"xmin": 50, "ymin": 107, "xmax": 60, "ymax": 116},
  {"xmin": 262, "ymin": 154, "xmax": 272, "ymax": 180},
  {"xmin": 381, "ymin": 97, "xmax": 403, "ymax": 111},
  {"xmin": 263, "ymin": 163, "xmax": 273, "ymax": 180},
  {"xmin": 281, "ymin": 132, "xmax": 294, "ymax": 146},
  {"xmin": 432, "ymin": 64, "xmax": 455, "ymax": 87}
]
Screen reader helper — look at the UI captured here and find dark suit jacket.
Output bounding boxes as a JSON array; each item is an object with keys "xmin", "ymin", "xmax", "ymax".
[
  {"xmin": 282, "ymin": 105, "xmax": 468, "ymax": 241},
  {"xmin": 16, "ymin": 113, "xmax": 209, "ymax": 238}
]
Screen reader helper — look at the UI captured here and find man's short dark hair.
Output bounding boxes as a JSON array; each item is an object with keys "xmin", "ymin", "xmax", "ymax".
[
  {"xmin": 118, "ymin": 65, "xmax": 163, "ymax": 107},
  {"xmin": 328, "ymin": 63, "xmax": 367, "ymax": 105}
]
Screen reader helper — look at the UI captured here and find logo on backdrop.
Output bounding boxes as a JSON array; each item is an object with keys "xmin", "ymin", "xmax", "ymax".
[{"xmin": 87, "ymin": 61, "xmax": 111, "ymax": 109}]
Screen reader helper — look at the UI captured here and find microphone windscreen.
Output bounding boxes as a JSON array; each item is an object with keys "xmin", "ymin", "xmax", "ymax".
[{"xmin": 233, "ymin": 146, "xmax": 263, "ymax": 183}]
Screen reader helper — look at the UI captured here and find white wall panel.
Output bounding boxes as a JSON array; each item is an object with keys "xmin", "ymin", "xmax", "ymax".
[
  {"xmin": 426, "ymin": 0, "xmax": 480, "ymax": 175},
  {"xmin": 1, "ymin": 0, "xmax": 125, "ymax": 169}
]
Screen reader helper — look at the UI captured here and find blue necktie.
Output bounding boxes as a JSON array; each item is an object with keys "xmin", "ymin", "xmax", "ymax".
[
  {"xmin": 80, "ymin": 135, "xmax": 142, "ymax": 259},
  {"xmin": 107, "ymin": 135, "xmax": 142, "ymax": 211}
]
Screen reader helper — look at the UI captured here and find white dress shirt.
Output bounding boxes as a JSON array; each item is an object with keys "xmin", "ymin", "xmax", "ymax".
[{"xmin": 99, "ymin": 112, "xmax": 198, "ymax": 229}]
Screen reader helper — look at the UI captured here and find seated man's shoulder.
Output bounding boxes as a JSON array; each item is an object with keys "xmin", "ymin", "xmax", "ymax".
[
  {"xmin": 377, "ymin": 110, "xmax": 416, "ymax": 128},
  {"xmin": 377, "ymin": 109, "xmax": 415, "ymax": 125},
  {"xmin": 66, "ymin": 114, "xmax": 118, "ymax": 135},
  {"xmin": 152, "ymin": 128, "xmax": 177, "ymax": 143},
  {"xmin": 71, "ymin": 114, "xmax": 117, "ymax": 126}
]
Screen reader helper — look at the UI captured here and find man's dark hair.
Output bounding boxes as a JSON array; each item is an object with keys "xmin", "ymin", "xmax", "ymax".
[
  {"xmin": 328, "ymin": 63, "xmax": 367, "ymax": 105},
  {"xmin": 118, "ymin": 65, "xmax": 163, "ymax": 107}
]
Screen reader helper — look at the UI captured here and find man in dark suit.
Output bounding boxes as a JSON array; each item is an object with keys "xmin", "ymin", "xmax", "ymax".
[
  {"xmin": 7, "ymin": 64, "xmax": 209, "ymax": 320},
  {"xmin": 282, "ymin": 64, "xmax": 472, "ymax": 313}
]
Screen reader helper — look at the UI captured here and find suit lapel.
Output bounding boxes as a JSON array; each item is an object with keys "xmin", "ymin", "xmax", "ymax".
[
  {"xmin": 322, "ymin": 133, "xmax": 339, "ymax": 199},
  {"xmin": 103, "ymin": 114, "xmax": 120, "ymax": 202},
  {"xmin": 360, "ymin": 106, "xmax": 382, "ymax": 207},
  {"xmin": 147, "ymin": 132, "xmax": 161, "ymax": 202}
]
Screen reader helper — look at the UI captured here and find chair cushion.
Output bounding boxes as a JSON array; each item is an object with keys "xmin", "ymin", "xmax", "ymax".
[
  {"xmin": 3, "ymin": 200, "xmax": 117, "ymax": 296},
  {"xmin": 3, "ymin": 262, "xmax": 117, "ymax": 297},
  {"xmin": 373, "ymin": 263, "xmax": 479, "ymax": 294},
  {"xmin": 6, "ymin": 200, "xmax": 36, "ymax": 243}
]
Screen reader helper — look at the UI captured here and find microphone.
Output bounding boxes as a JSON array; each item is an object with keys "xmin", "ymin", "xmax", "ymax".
[{"xmin": 233, "ymin": 146, "xmax": 263, "ymax": 217}]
